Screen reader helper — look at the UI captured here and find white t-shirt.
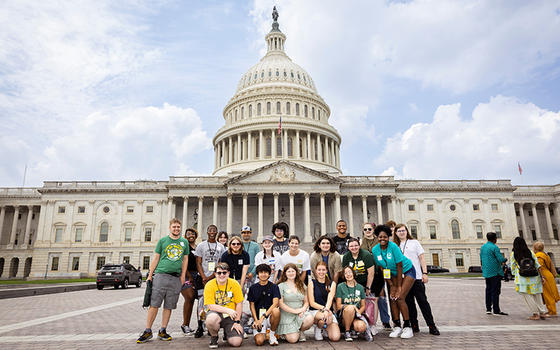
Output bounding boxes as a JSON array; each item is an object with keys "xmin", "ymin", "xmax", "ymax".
[
  {"xmin": 399, "ymin": 239, "xmax": 424, "ymax": 280},
  {"xmin": 279, "ymin": 250, "xmax": 311, "ymax": 273},
  {"xmin": 254, "ymin": 250, "xmax": 282, "ymax": 281}
]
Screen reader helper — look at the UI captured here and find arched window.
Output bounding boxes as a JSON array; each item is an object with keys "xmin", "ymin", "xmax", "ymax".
[
  {"xmin": 257, "ymin": 103, "xmax": 261, "ymax": 116},
  {"xmin": 255, "ymin": 139, "xmax": 260, "ymax": 158},
  {"xmin": 451, "ymin": 220, "xmax": 460, "ymax": 239},
  {"xmin": 312, "ymin": 106, "xmax": 315, "ymax": 119},
  {"xmin": 287, "ymin": 137, "xmax": 293, "ymax": 157},
  {"xmin": 304, "ymin": 105, "xmax": 308, "ymax": 117},
  {"xmin": 276, "ymin": 137, "xmax": 282, "ymax": 156},
  {"xmin": 295, "ymin": 103, "xmax": 300, "ymax": 116},
  {"xmin": 234, "ymin": 109, "xmax": 238, "ymax": 121},
  {"xmin": 317, "ymin": 109, "xmax": 321, "ymax": 120},
  {"xmin": 100, "ymin": 222, "xmax": 109, "ymax": 242},
  {"xmin": 241, "ymin": 106, "xmax": 244, "ymax": 119},
  {"xmin": 266, "ymin": 137, "xmax": 271, "ymax": 156},
  {"xmin": 248, "ymin": 105, "xmax": 252, "ymax": 118},
  {"xmin": 267, "ymin": 102, "xmax": 271, "ymax": 115},
  {"xmin": 276, "ymin": 102, "xmax": 281, "ymax": 114},
  {"xmin": 299, "ymin": 138, "xmax": 303, "ymax": 158},
  {"xmin": 286, "ymin": 102, "xmax": 291, "ymax": 115}
]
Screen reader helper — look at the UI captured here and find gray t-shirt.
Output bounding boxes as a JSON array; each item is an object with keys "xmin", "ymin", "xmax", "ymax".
[{"xmin": 194, "ymin": 240, "xmax": 226, "ymax": 276}]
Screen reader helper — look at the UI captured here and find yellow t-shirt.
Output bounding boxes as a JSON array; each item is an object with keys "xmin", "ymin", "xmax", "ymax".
[{"xmin": 204, "ymin": 278, "xmax": 243, "ymax": 311}]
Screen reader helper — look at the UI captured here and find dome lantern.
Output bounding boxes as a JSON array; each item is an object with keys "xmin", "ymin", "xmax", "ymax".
[{"xmin": 265, "ymin": 6, "xmax": 286, "ymax": 55}]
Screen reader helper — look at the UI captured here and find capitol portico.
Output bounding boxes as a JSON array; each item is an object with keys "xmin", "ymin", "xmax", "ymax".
[{"xmin": 0, "ymin": 10, "xmax": 559, "ymax": 279}]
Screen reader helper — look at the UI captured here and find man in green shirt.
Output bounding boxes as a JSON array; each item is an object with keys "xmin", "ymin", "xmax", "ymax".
[
  {"xmin": 480, "ymin": 232, "xmax": 507, "ymax": 316},
  {"xmin": 137, "ymin": 218, "xmax": 190, "ymax": 343}
]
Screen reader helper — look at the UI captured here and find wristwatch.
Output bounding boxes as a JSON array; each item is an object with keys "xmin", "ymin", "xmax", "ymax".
[{"xmin": 234, "ymin": 320, "xmax": 241, "ymax": 324}]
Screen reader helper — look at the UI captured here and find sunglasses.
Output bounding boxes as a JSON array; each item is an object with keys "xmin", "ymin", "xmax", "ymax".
[
  {"xmin": 363, "ymin": 228, "xmax": 373, "ymax": 231},
  {"xmin": 230, "ymin": 242, "xmax": 241, "ymax": 246},
  {"xmin": 215, "ymin": 271, "xmax": 228, "ymax": 275}
]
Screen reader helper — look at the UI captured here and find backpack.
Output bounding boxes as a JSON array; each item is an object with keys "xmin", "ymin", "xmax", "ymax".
[{"xmin": 518, "ymin": 257, "xmax": 538, "ymax": 277}]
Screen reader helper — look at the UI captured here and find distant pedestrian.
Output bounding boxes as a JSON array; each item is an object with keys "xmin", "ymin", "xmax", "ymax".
[
  {"xmin": 533, "ymin": 242, "xmax": 560, "ymax": 316},
  {"xmin": 480, "ymin": 232, "xmax": 508, "ymax": 316}
]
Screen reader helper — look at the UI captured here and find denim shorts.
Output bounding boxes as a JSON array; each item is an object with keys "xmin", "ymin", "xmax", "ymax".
[{"xmin": 404, "ymin": 265, "xmax": 416, "ymax": 279}]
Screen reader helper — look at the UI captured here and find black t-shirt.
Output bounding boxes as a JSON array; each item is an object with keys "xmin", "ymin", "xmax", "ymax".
[
  {"xmin": 247, "ymin": 281, "xmax": 281, "ymax": 314},
  {"xmin": 273, "ymin": 239, "xmax": 289, "ymax": 255},
  {"xmin": 187, "ymin": 245, "xmax": 197, "ymax": 272},
  {"xmin": 332, "ymin": 234, "xmax": 352, "ymax": 255},
  {"xmin": 220, "ymin": 251, "xmax": 250, "ymax": 281}
]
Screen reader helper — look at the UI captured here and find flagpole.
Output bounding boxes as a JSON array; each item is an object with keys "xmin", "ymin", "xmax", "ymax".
[{"xmin": 22, "ymin": 163, "xmax": 27, "ymax": 187}]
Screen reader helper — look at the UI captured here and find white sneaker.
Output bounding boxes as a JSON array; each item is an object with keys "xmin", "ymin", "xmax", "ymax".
[
  {"xmin": 299, "ymin": 331, "xmax": 306, "ymax": 342},
  {"xmin": 314, "ymin": 326, "xmax": 323, "ymax": 341},
  {"xmin": 389, "ymin": 327, "xmax": 402, "ymax": 338},
  {"xmin": 269, "ymin": 332, "xmax": 278, "ymax": 346},
  {"xmin": 400, "ymin": 327, "xmax": 413, "ymax": 339},
  {"xmin": 369, "ymin": 324, "xmax": 378, "ymax": 336}
]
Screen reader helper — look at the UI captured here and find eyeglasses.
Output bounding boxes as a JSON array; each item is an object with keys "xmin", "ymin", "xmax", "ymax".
[
  {"xmin": 363, "ymin": 228, "xmax": 373, "ymax": 231},
  {"xmin": 230, "ymin": 242, "xmax": 241, "ymax": 246},
  {"xmin": 396, "ymin": 229, "xmax": 407, "ymax": 233},
  {"xmin": 215, "ymin": 271, "xmax": 228, "ymax": 275}
]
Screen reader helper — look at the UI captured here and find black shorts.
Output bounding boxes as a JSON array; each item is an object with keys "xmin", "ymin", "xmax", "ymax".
[{"xmin": 207, "ymin": 311, "xmax": 244, "ymax": 339}]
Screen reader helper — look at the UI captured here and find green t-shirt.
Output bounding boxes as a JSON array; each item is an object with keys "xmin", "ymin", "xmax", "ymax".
[
  {"xmin": 336, "ymin": 282, "xmax": 365, "ymax": 308},
  {"xmin": 342, "ymin": 249, "xmax": 374, "ymax": 288},
  {"xmin": 154, "ymin": 235, "xmax": 190, "ymax": 274}
]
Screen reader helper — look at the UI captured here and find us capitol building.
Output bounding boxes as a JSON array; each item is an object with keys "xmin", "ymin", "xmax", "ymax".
[{"xmin": 1, "ymin": 11, "xmax": 559, "ymax": 279}]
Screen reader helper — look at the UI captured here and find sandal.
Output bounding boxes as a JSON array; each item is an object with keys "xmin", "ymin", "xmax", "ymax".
[{"xmin": 528, "ymin": 315, "xmax": 540, "ymax": 320}]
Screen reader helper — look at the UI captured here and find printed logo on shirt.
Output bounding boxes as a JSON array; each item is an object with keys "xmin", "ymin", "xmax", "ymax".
[
  {"xmin": 164, "ymin": 243, "xmax": 184, "ymax": 261},
  {"xmin": 387, "ymin": 252, "xmax": 392, "ymax": 259}
]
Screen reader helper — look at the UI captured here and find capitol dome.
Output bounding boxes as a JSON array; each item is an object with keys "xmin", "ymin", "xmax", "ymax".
[{"xmin": 212, "ymin": 8, "xmax": 341, "ymax": 176}]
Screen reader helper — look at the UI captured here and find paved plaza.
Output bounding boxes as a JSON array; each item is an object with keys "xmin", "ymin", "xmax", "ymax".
[{"xmin": 0, "ymin": 278, "xmax": 559, "ymax": 349}]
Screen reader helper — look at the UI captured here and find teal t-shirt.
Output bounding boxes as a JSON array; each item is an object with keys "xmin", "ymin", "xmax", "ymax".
[
  {"xmin": 335, "ymin": 282, "xmax": 365, "ymax": 308},
  {"xmin": 371, "ymin": 241, "xmax": 413, "ymax": 277},
  {"xmin": 154, "ymin": 235, "xmax": 190, "ymax": 274},
  {"xmin": 244, "ymin": 241, "xmax": 261, "ymax": 275}
]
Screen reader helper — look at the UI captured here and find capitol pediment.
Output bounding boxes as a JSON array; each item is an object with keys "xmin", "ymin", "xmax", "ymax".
[{"xmin": 225, "ymin": 160, "xmax": 341, "ymax": 185}]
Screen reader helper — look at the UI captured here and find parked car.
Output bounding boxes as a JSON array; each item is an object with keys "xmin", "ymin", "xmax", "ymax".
[
  {"xmin": 427, "ymin": 265, "xmax": 450, "ymax": 273},
  {"xmin": 468, "ymin": 266, "xmax": 482, "ymax": 273},
  {"xmin": 97, "ymin": 264, "xmax": 143, "ymax": 290}
]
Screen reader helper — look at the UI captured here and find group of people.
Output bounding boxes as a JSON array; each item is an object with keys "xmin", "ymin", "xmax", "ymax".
[
  {"xmin": 136, "ymin": 217, "xmax": 441, "ymax": 347},
  {"xmin": 481, "ymin": 233, "xmax": 560, "ymax": 319}
]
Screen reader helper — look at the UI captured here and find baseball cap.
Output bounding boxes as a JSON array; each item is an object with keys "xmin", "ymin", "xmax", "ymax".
[
  {"xmin": 262, "ymin": 235, "xmax": 274, "ymax": 243},
  {"xmin": 241, "ymin": 225, "xmax": 252, "ymax": 232}
]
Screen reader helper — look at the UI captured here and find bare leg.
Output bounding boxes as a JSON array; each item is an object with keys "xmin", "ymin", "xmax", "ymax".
[
  {"xmin": 145, "ymin": 306, "xmax": 159, "ymax": 329},
  {"xmin": 181, "ymin": 287, "xmax": 195, "ymax": 326},
  {"xmin": 161, "ymin": 308, "xmax": 172, "ymax": 328}
]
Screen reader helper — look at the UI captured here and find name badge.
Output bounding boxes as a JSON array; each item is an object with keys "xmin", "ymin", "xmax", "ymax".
[
  {"xmin": 357, "ymin": 261, "xmax": 364, "ymax": 267},
  {"xmin": 259, "ymin": 308, "xmax": 267, "ymax": 319},
  {"xmin": 377, "ymin": 255, "xmax": 382, "ymax": 261},
  {"xmin": 349, "ymin": 262, "xmax": 354, "ymax": 267},
  {"xmin": 383, "ymin": 269, "xmax": 391, "ymax": 279},
  {"xmin": 238, "ymin": 259, "xmax": 244, "ymax": 265},
  {"xmin": 227, "ymin": 291, "xmax": 233, "ymax": 298},
  {"xmin": 355, "ymin": 290, "xmax": 360, "ymax": 296},
  {"xmin": 208, "ymin": 262, "xmax": 215, "ymax": 272}
]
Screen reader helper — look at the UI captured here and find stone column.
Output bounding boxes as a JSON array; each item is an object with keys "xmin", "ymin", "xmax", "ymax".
[
  {"xmin": 181, "ymin": 197, "xmax": 189, "ymax": 228},
  {"xmin": 289, "ymin": 193, "xmax": 295, "ymax": 233},
  {"xmin": 320, "ymin": 193, "xmax": 326, "ymax": 235},
  {"xmin": 330, "ymin": 140, "xmax": 335, "ymax": 165},
  {"xmin": 361, "ymin": 195, "xmax": 368, "ymax": 225},
  {"xmin": 316, "ymin": 134, "xmax": 322, "ymax": 162},
  {"xmin": 227, "ymin": 194, "xmax": 233, "ymax": 235},
  {"xmin": 242, "ymin": 193, "xmax": 248, "ymax": 227},
  {"xmin": 531, "ymin": 203, "xmax": 541, "ymax": 240},
  {"xmin": 237, "ymin": 134, "xmax": 242, "ymax": 162},
  {"xmin": 295, "ymin": 131, "xmax": 300, "ymax": 159},
  {"xmin": 283, "ymin": 129, "xmax": 288, "ymax": 158},
  {"xmin": 335, "ymin": 144, "xmax": 340, "ymax": 167},
  {"xmin": 347, "ymin": 196, "xmax": 354, "ymax": 235},
  {"xmin": 10, "ymin": 206, "xmax": 19, "ymax": 246},
  {"xmin": 228, "ymin": 137, "xmax": 233, "ymax": 164},
  {"xmin": 167, "ymin": 198, "xmax": 173, "ymax": 221},
  {"xmin": 23, "ymin": 205, "xmax": 33, "ymax": 247},
  {"xmin": 273, "ymin": 193, "xmax": 279, "ymax": 223},
  {"xmin": 304, "ymin": 193, "xmax": 311, "ymax": 242},
  {"xmin": 391, "ymin": 196, "xmax": 398, "ymax": 223},
  {"xmin": 335, "ymin": 194, "xmax": 341, "ymax": 221},
  {"xmin": 197, "ymin": 196, "xmax": 204, "ymax": 232},
  {"xmin": 248, "ymin": 132, "xmax": 252, "ymax": 160},
  {"xmin": 213, "ymin": 197, "xmax": 218, "ymax": 226},
  {"xmin": 258, "ymin": 193, "xmax": 264, "ymax": 241},
  {"xmin": 545, "ymin": 203, "xmax": 553, "ymax": 241},
  {"xmin": 554, "ymin": 203, "xmax": 560, "ymax": 238},
  {"xmin": 306, "ymin": 132, "xmax": 311, "ymax": 159},
  {"xmin": 462, "ymin": 199, "xmax": 472, "ymax": 239},
  {"xmin": 0, "ymin": 206, "xmax": 5, "ymax": 244},
  {"xmin": 325, "ymin": 137, "xmax": 330, "ymax": 164},
  {"xmin": 518, "ymin": 203, "xmax": 528, "ymax": 238},
  {"xmin": 259, "ymin": 130, "xmax": 264, "ymax": 159},
  {"xmin": 214, "ymin": 144, "xmax": 218, "ymax": 169},
  {"xmin": 377, "ymin": 196, "xmax": 383, "ymax": 224},
  {"xmin": 271, "ymin": 129, "xmax": 276, "ymax": 158}
]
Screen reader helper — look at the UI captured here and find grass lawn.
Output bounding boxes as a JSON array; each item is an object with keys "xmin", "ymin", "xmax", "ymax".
[{"xmin": 0, "ymin": 278, "xmax": 96, "ymax": 285}]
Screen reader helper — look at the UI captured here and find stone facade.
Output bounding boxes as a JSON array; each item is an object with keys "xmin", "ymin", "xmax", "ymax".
[{"xmin": 1, "ymin": 13, "xmax": 559, "ymax": 278}]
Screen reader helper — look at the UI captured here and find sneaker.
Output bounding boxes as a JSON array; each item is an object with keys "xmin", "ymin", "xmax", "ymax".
[
  {"xmin": 383, "ymin": 322, "xmax": 392, "ymax": 330},
  {"xmin": 364, "ymin": 328, "xmax": 373, "ymax": 342},
  {"xmin": 411, "ymin": 322, "xmax": 420, "ymax": 333},
  {"xmin": 136, "ymin": 330, "xmax": 153, "ymax": 343},
  {"xmin": 158, "ymin": 329, "xmax": 172, "ymax": 341},
  {"xmin": 181, "ymin": 325, "xmax": 194, "ymax": 335},
  {"xmin": 209, "ymin": 336, "xmax": 218, "ymax": 349},
  {"xmin": 244, "ymin": 326, "xmax": 253, "ymax": 335},
  {"xmin": 429, "ymin": 325, "xmax": 440, "ymax": 335},
  {"xmin": 351, "ymin": 330, "xmax": 358, "ymax": 339},
  {"xmin": 369, "ymin": 324, "xmax": 378, "ymax": 336},
  {"xmin": 389, "ymin": 327, "xmax": 402, "ymax": 338},
  {"xmin": 299, "ymin": 331, "xmax": 306, "ymax": 342},
  {"xmin": 314, "ymin": 326, "xmax": 323, "ymax": 341},
  {"xmin": 493, "ymin": 311, "xmax": 508, "ymax": 316},
  {"xmin": 269, "ymin": 332, "xmax": 278, "ymax": 346},
  {"xmin": 195, "ymin": 326, "xmax": 204, "ymax": 338},
  {"xmin": 400, "ymin": 327, "xmax": 413, "ymax": 339},
  {"xmin": 486, "ymin": 310, "xmax": 492, "ymax": 315},
  {"xmin": 345, "ymin": 331, "xmax": 353, "ymax": 342}
]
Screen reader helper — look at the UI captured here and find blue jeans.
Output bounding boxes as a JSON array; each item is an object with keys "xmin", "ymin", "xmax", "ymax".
[{"xmin": 378, "ymin": 294, "xmax": 391, "ymax": 324}]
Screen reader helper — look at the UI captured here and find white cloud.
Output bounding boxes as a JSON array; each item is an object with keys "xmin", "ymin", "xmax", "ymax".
[
  {"xmin": 330, "ymin": 104, "xmax": 375, "ymax": 147},
  {"xmin": 377, "ymin": 96, "xmax": 560, "ymax": 183}
]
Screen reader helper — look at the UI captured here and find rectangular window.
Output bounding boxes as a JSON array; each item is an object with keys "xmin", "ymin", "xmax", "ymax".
[
  {"xmin": 429, "ymin": 225, "xmax": 437, "ymax": 239},
  {"xmin": 410, "ymin": 225, "xmax": 418, "ymax": 239},
  {"xmin": 143, "ymin": 256, "xmax": 150, "ymax": 270},
  {"xmin": 75, "ymin": 227, "xmax": 83, "ymax": 242},
  {"xmin": 427, "ymin": 204, "xmax": 434, "ymax": 211},
  {"xmin": 491, "ymin": 203, "xmax": 498, "ymax": 211},
  {"xmin": 55, "ymin": 227, "xmax": 63, "ymax": 242},
  {"xmin": 126, "ymin": 206, "xmax": 134, "ymax": 213},
  {"xmin": 71, "ymin": 257, "xmax": 80, "ymax": 271},
  {"xmin": 528, "ymin": 210, "xmax": 533, "ymax": 216},
  {"xmin": 475, "ymin": 225, "xmax": 483, "ymax": 239},
  {"xmin": 78, "ymin": 206, "xmax": 85, "ymax": 214},
  {"xmin": 123, "ymin": 256, "xmax": 130, "ymax": 264},
  {"xmin": 515, "ymin": 210, "xmax": 520, "ymax": 216},
  {"xmin": 553, "ymin": 228, "xmax": 559, "ymax": 240},
  {"xmin": 144, "ymin": 227, "xmax": 152, "ymax": 242},
  {"xmin": 455, "ymin": 253, "xmax": 464, "ymax": 267},
  {"xmin": 531, "ymin": 230, "xmax": 537, "ymax": 240},
  {"xmin": 58, "ymin": 206, "xmax": 66, "ymax": 214},
  {"xmin": 146, "ymin": 206, "xmax": 153, "ymax": 213},
  {"xmin": 519, "ymin": 230, "xmax": 523, "ymax": 238},
  {"xmin": 125, "ymin": 227, "xmax": 132, "ymax": 242},
  {"xmin": 96, "ymin": 257, "xmax": 106, "ymax": 270},
  {"xmin": 494, "ymin": 224, "xmax": 502, "ymax": 239},
  {"xmin": 51, "ymin": 257, "xmax": 59, "ymax": 271},
  {"xmin": 408, "ymin": 204, "xmax": 415, "ymax": 211},
  {"xmin": 472, "ymin": 204, "xmax": 480, "ymax": 211}
]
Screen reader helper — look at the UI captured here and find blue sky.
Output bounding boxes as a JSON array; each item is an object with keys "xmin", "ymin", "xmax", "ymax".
[{"xmin": 1, "ymin": 0, "xmax": 559, "ymax": 187}]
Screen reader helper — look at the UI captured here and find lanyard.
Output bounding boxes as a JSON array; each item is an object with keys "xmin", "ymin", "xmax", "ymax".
[
  {"xmin": 400, "ymin": 240, "xmax": 408, "ymax": 254},
  {"xmin": 380, "ymin": 246, "xmax": 390, "ymax": 269},
  {"xmin": 216, "ymin": 279, "xmax": 229, "ymax": 305}
]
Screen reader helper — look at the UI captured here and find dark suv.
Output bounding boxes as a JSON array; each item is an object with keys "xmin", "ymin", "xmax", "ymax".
[{"xmin": 96, "ymin": 264, "xmax": 143, "ymax": 290}]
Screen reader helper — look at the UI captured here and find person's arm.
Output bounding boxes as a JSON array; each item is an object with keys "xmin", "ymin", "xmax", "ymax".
[
  {"xmin": 147, "ymin": 253, "xmax": 161, "ymax": 281},
  {"xmin": 300, "ymin": 291, "xmax": 309, "ymax": 315},
  {"xmin": 357, "ymin": 298, "xmax": 366, "ymax": 314},
  {"xmin": 300, "ymin": 270, "xmax": 307, "ymax": 283},
  {"xmin": 278, "ymin": 287, "xmax": 302, "ymax": 314},
  {"xmin": 495, "ymin": 246, "xmax": 507, "ymax": 264},
  {"xmin": 333, "ymin": 252, "xmax": 342, "ymax": 284},
  {"xmin": 180, "ymin": 254, "xmax": 189, "ymax": 285},
  {"xmin": 196, "ymin": 256, "xmax": 207, "ymax": 281},
  {"xmin": 240, "ymin": 264, "xmax": 249, "ymax": 287},
  {"xmin": 249, "ymin": 301, "xmax": 261, "ymax": 329},
  {"xmin": 366, "ymin": 265, "xmax": 374, "ymax": 295},
  {"xmin": 207, "ymin": 303, "xmax": 237, "ymax": 315},
  {"xmin": 419, "ymin": 253, "xmax": 428, "ymax": 283},
  {"xmin": 335, "ymin": 297, "xmax": 342, "ymax": 311},
  {"xmin": 390, "ymin": 262, "xmax": 403, "ymax": 300},
  {"xmin": 325, "ymin": 281, "xmax": 337, "ymax": 311},
  {"xmin": 307, "ymin": 280, "xmax": 323, "ymax": 310}
]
